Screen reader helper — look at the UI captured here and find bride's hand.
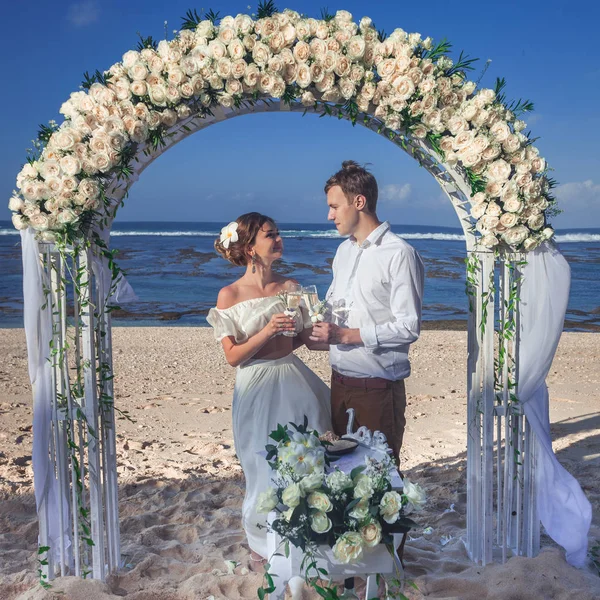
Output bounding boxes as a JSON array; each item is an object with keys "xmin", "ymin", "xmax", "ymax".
[{"xmin": 267, "ymin": 313, "xmax": 296, "ymax": 337}]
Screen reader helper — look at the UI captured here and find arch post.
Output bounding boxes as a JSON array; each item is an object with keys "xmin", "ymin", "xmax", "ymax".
[
  {"xmin": 35, "ymin": 242, "xmax": 120, "ymax": 581},
  {"xmin": 466, "ymin": 250, "xmax": 540, "ymax": 564}
]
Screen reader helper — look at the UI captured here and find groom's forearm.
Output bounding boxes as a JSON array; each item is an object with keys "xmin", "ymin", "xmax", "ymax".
[{"xmin": 338, "ymin": 328, "xmax": 363, "ymax": 346}]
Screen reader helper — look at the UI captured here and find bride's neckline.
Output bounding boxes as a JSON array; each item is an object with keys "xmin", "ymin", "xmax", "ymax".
[{"xmin": 216, "ymin": 295, "xmax": 283, "ymax": 311}]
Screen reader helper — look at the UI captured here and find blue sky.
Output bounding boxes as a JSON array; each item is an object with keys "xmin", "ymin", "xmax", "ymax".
[{"xmin": 1, "ymin": 0, "xmax": 599, "ymax": 229}]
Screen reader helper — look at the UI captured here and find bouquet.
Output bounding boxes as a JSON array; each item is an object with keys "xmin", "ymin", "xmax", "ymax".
[{"xmin": 256, "ymin": 418, "xmax": 426, "ymax": 599}]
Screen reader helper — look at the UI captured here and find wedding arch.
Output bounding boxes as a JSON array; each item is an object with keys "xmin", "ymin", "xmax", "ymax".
[{"xmin": 9, "ymin": 5, "xmax": 591, "ymax": 584}]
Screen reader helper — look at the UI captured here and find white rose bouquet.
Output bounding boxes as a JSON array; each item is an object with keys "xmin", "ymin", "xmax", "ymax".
[{"xmin": 256, "ymin": 418, "xmax": 425, "ymax": 599}]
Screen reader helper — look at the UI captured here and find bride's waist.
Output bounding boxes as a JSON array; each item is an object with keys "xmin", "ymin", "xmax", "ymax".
[{"xmin": 239, "ymin": 352, "xmax": 295, "ymax": 369}]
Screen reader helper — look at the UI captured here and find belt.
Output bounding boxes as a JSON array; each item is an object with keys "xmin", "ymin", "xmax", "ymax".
[{"xmin": 332, "ymin": 369, "xmax": 393, "ymax": 390}]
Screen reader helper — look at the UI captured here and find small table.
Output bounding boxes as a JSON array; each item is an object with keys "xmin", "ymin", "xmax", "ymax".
[{"xmin": 266, "ymin": 440, "xmax": 404, "ymax": 600}]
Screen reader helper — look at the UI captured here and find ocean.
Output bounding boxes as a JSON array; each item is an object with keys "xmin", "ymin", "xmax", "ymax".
[{"xmin": 1, "ymin": 220, "xmax": 599, "ymax": 331}]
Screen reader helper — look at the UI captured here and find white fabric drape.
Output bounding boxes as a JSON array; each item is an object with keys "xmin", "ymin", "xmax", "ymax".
[
  {"xmin": 518, "ymin": 242, "xmax": 592, "ymax": 567},
  {"xmin": 21, "ymin": 229, "xmax": 70, "ymax": 563},
  {"xmin": 21, "ymin": 227, "xmax": 136, "ymax": 566}
]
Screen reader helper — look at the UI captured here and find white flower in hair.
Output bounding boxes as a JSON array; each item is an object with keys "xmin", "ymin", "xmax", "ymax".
[{"xmin": 220, "ymin": 221, "xmax": 239, "ymax": 248}]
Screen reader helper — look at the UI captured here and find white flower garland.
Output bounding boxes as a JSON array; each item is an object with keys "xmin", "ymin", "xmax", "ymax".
[{"xmin": 8, "ymin": 8, "xmax": 557, "ymax": 251}]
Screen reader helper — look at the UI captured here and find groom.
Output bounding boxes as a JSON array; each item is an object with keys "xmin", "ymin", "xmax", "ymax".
[{"xmin": 310, "ymin": 161, "xmax": 424, "ymax": 464}]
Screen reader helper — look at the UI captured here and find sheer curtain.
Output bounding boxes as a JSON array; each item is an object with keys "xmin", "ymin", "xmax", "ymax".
[
  {"xmin": 21, "ymin": 227, "xmax": 136, "ymax": 565},
  {"xmin": 518, "ymin": 242, "xmax": 592, "ymax": 567}
]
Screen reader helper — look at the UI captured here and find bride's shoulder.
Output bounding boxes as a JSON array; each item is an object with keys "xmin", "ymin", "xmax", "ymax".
[{"xmin": 216, "ymin": 284, "xmax": 240, "ymax": 310}]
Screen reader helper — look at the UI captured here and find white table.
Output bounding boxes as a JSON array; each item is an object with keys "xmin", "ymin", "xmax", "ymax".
[{"xmin": 266, "ymin": 442, "xmax": 404, "ymax": 600}]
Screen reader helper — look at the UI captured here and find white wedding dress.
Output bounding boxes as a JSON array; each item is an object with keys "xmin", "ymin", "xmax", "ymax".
[{"xmin": 207, "ymin": 296, "xmax": 332, "ymax": 558}]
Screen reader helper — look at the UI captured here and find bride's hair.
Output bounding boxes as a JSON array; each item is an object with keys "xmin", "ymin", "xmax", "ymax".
[{"xmin": 214, "ymin": 212, "xmax": 276, "ymax": 266}]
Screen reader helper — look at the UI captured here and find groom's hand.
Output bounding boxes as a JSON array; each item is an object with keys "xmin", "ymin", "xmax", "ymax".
[
  {"xmin": 310, "ymin": 323, "xmax": 364, "ymax": 346},
  {"xmin": 309, "ymin": 322, "xmax": 340, "ymax": 345}
]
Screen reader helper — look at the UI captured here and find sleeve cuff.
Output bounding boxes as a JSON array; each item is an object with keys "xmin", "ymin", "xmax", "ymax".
[{"xmin": 360, "ymin": 324, "xmax": 378, "ymax": 350}]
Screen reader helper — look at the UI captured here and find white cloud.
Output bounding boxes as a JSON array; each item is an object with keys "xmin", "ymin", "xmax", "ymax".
[
  {"xmin": 555, "ymin": 179, "xmax": 600, "ymax": 206},
  {"xmin": 380, "ymin": 183, "xmax": 412, "ymax": 203},
  {"xmin": 524, "ymin": 113, "xmax": 542, "ymax": 126},
  {"xmin": 553, "ymin": 180, "xmax": 600, "ymax": 228},
  {"xmin": 67, "ymin": 1, "xmax": 99, "ymax": 27}
]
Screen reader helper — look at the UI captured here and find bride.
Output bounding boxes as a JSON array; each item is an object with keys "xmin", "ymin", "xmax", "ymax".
[{"xmin": 206, "ymin": 212, "xmax": 332, "ymax": 559}]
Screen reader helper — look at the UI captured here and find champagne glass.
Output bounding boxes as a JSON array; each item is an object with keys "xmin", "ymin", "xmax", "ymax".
[
  {"xmin": 282, "ymin": 283, "xmax": 302, "ymax": 337},
  {"xmin": 301, "ymin": 285, "xmax": 319, "ymax": 312}
]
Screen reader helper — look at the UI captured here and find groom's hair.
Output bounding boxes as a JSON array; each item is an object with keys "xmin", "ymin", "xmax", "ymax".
[{"xmin": 324, "ymin": 160, "xmax": 378, "ymax": 213}]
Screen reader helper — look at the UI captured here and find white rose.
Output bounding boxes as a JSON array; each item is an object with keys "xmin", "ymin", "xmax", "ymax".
[
  {"xmin": 411, "ymin": 125, "xmax": 427, "ymax": 139},
  {"xmin": 128, "ymin": 61, "xmax": 148, "ymax": 81},
  {"xmin": 540, "ymin": 226, "xmax": 554, "ymax": 240},
  {"xmin": 311, "ymin": 511, "xmax": 332, "ymax": 534},
  {"xmin": 448, "ymin": 115, "xmax": 468, "ymax": 135},
  {"xmin": 8, "ymin": 196, "xmax": 25, "ymax": 212},
  {"xmin": 93, "ymin": 153, "xmax": 112, "ymax": 172},
  {"xmin": 130, "ymin": 80, "xmax": 148, "ymax": 97},
  {"xmin": 326, "ymin": 469, "xmax": 353, "ymax": 492},
  {"xmin": 503, "ymin": 198, "xmax": 522, "ymax": 213},
  {"xmin": 522, "ymin": 237, "xmax": 540, "ymax": 251},
  {"xmin": 53, "ymin": 130, "xmax": 77, "ymax": 152},
  {"xmin": 122, "ymin": 50, "xmax": 139, "ymax": 69},
  {"xmin": 353, "ymin": 474, "xmax": 375, "ymax": 499},
  {"xmin": 346, "ymin": 35, "xmax": 366, "ymax": 60},
  {"xmin": 161, "ymin": 108, "xmax": 178, "ymax": 128},
  {"xmin": 379, "ymin": 491, "xmax": 403, "ymax": 524},
  {"xmin": 478, "ymin": 215, "xmax": 499, "ymax": 232},
  {"xmin": 339, "ymin": 78, "xmax": 356, "ymax": 100},
  {"xmin": 485, "ymin": 181, "xmax": 502, "ymax": 198},
  {"xmin": 460, "ymin": 148, "xmax": 481, "ymax": 168},
  {"xmin": 148, "ymin": 84, "xmax": 167, "ymax": 106},
  {"xmin": 499, "ymin": 212, "xmax": 519, "ymax": 228},
  {"xmin": 333, "ymin": 532, "xmax": 364, "ymax": 564},
  {"xmin": 282, "ymin": 483, "xmax": 303, "ymax": 509},
  {"xmin": 490, "ymin": 121, "xmax": 510, "ymax": 142},
  {"xmin": 531, "ymin": 157, "xmax": 546, "ymax": 173},
  {"xmin": 59, "ymin": 155, "xmax": 82, "ymax": 177},
  {"xmin": 348, "ymin": 498, "xmax": 369, "ymax": 520},
  {"xmin": 29, "ymin": 213, "xmax": 50, "ymax": 231},
  {"xmin": 298, "ymin": 471, "xmax": 323, "ymax": 494},
  {"xmin": 307, "ymin": 491, "xmax": 332, "ymax": 512},
  {"xmin": 453, "ymin": 130, "xmax": 474, "ymax": 151},
  {"xmin": 481, "ymin": 233, "xmax": 499, "ymax": 248},
  {"xmin": 297, "ymin": 64, "xmax": 312, "ymax": 88},
  {"xmin": 486, "ymin": 159, "xmax": 512, "ymax": 183},
  {"xmin": 252, "ymin": 42, "xmax": 270, "ymax": 67},
  {"xmin": 301, "ymin": 91, "xmax": 316, "ymax": 106},
  {"xmin": 377, "ymin": 58, "xmax": 396, "ymax": 80},
  {"xmin": 502, "ymin": 225, "xmax": 529, "ymax": 247},
  {"xmin": 392, "ymin": 75, "xmax": 415, "ymax": 101},
  {"xmin": 503, "ymin": 134, "xmax": 521, "ymax": 154},
  {"xmin": 528, "ymin": 213, "xmax": 545, "ymax": 231},
  {"xmin": 57, "ymin": 208, "xmax": 78, "ymax": 224},
  {"xmin": 256, "ymin": 487, "xmax": 278, "ymax": 513},
  {"xmin": 12, "ymin": 213, "xmax": 28, "ymax": 230},
  {"xmin": 360, "ymin": 521, "xmax": 382, "ymax": 547},
  {"xmin": 417, "ymin": 77, "xmax": 435, "ymax": 96}
]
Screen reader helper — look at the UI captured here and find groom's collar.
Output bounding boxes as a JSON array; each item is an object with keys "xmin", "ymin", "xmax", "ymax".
[{"xmin": 350, "ymin": 221, "xmax": 390, "ymax": 249}]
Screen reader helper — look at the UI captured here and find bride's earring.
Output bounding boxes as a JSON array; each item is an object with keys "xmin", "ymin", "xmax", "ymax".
[{"xmin": 251, "ymin": 254, "xmax": 256, "ymax": 274}]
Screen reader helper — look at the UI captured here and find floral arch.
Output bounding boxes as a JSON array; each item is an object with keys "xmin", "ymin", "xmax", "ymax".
[{"xmin": 9, "ymin": 4, "xmax": 590, "ymax": 586}]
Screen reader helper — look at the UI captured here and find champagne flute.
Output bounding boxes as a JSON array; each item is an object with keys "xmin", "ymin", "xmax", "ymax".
[
  {"xmin": 301, "ymin": 285, "xmax": 319, "ymax": 312},
  {"xmin": 282, "ymin": 283, "xmax": 302, "ymax": 337}
]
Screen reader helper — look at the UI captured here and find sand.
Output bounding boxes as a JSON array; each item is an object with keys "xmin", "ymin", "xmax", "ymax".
[{"xmin": 1, "ymin": 328, "xmax": 599, "ymax": 599}]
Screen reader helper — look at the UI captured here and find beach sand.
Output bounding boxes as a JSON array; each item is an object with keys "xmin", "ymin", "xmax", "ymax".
[{"xmin": 1, "ymin": 328, "xmax": 599, "ymax": 599}]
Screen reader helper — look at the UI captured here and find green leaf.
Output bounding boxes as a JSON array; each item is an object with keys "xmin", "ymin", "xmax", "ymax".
[
  {"xmin": 257, "ymin": 0, "xmax": 278, "ymax": 18},
  {"xmin": 350, "ymin": 465, "xmax": 365, "ymax": 480}
]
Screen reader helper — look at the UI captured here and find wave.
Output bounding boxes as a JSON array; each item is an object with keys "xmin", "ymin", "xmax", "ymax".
[
  {"xmin": 554, "ymin": 234, "xmax": 600, "ymax": 243},
  {"xmin": 2, "ymin": 228, "xmax": 600, "ymax": 242}
]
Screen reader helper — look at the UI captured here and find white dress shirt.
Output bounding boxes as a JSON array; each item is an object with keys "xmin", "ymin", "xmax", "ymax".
[{"xmin": 326, "ymin": 221, "xmax": 425, "ymax": 381}]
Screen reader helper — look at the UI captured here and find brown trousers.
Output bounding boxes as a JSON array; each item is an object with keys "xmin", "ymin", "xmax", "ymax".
[{"xmin": 330, "ymin": 372, "xmax": 407, "ymax": 463}]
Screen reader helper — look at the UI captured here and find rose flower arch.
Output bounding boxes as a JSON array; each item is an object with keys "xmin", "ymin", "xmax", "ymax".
[{"xmin": 8, "ymin": 5, "xmax": 590, "ymax": 584}]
